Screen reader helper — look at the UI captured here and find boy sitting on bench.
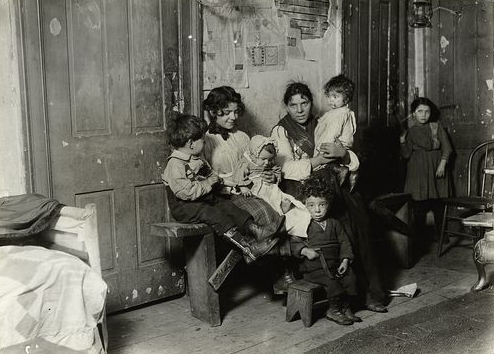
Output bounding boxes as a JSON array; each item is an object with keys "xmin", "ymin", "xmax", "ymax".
[{"xmin": 162, "ymin": 114, "xmax": 284, "ymax": 263}]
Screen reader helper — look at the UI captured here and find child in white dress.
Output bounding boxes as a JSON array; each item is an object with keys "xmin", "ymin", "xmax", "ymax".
[
  {"xmin": 234, "ymin": 135, "xmax": 311, "ymax": 238},
  {"xmin": 314, "ymin": 74, "xmax": 359, "ymax": 189}
]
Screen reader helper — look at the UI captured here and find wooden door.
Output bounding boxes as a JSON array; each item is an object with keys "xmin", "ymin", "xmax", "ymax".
[
  {"xmin": 22, "ymin": 0, "xmax": 201, "ymax": 312},
  {"xmin": 342, "ymin": 0, "xmax": 407, "ymax": 199},
  {"xmin": 423, "ymin": 0, "xmax": 494, "ymax": 195}
]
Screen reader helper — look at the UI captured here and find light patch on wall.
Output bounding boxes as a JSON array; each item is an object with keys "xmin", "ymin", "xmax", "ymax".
[
  {"xmin": 62, "ymin": 141, "xmax": 68, "ymax": 147},
  {"xmin": 49, "ymin": 18, "xmax": 61, "ymax": 36},
  {"xmin": 145, "ymin": 287, "xmax": 152, "ymax": 294},
  {"xmin": 132, "ymin": 289, "xmax": 138, "ymax": 299},
  {"xmin": 97, "ymin": 158, "xmax": 102, "ymax": 164},
  {"xmin": 158, "ymin": 285, "xmax": 165, "ymax": 296},
  {"xmin": 486, "ymin": 79, "xmax": 494, "ymax": 91},
  {"xmin": 440, "ymin": 36, "xmax": 450, "ymax": 50},
  {"xmin": 440, "ymin": 57, "xmax": 448, "ymax": 65}
]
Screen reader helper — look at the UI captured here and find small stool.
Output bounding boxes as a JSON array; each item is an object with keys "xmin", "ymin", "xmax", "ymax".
[{"xmin": 286, "ymin": 280, "xmax": 323, "ymax": 327}]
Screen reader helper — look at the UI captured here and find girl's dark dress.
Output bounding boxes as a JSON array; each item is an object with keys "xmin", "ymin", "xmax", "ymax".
[{"xmin": 401, "ymin": 121, "xmax": 452, "ymax": 201}]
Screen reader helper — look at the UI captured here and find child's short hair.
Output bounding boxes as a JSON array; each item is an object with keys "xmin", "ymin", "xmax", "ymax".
[
  {"xmin": 167, "ymin": 114, "xmax": 208, "ymax": 148},
  {"xmin": 323, "ymin": 74, "xmax": 355, "ymax": 103},
  {"xmin": 301, "ymin": 174, "xmax": 335, "ymax": 202}
]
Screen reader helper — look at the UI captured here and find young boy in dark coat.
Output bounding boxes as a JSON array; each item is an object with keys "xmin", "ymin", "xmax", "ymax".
[{"xmin": 291, "ymin": 175, "xmax": 360, "ymax": 325}]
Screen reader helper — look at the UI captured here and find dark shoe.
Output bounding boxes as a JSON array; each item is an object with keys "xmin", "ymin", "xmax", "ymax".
[
  {"xmin": 245, "ymin": 215, "xmax": 285, "ymax": 241},
  {"xmin": 272, "ymin": 270, "xmax": 296, "ymax": 295},
  {"xmin": 366, "ymin": 303, "xmax": 388, "ymax": 313},
  {"xmin": 246, "ymin": 237, "xmax": 279, "ymax": 263},
  {"xmin": 343, "ymin": 308, "xmax": 362, "ymax": 322},
  {"xmin": 326, "ymin": 308, "xmax": 354, "ymax": 326}
]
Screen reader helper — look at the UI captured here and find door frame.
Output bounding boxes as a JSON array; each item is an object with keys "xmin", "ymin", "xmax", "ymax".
[{"xmin": 19, "ymin": 0, "xmax": 202, "ymax": 197}]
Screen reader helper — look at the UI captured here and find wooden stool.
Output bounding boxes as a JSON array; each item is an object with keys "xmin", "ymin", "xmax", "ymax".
[{"xmin": 286, "ymin": 280, "xmax": 323, "ymax": 327}]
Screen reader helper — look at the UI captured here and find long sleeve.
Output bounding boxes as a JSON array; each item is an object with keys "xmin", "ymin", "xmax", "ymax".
[
  {"xmin": 334, "ymin": 219, "xmax": 353, "ymax": 261},
  {"xmin": 271, "ymin": 125, "xmax": 312, "ymax": 181},
  {"xmin": 162, "ymin": 158, "xmax": 214, "ymax": 200},
  {"xmin": 204, "ymin": 131, "xmax": 250, "ymax": 184},
  {"xmin": 438, "ymin": 124, "xmax": 452, "ymax": 161},
  {"xmin": 400, "ymin": 135, "xmax": 412, "ymax": 159}
]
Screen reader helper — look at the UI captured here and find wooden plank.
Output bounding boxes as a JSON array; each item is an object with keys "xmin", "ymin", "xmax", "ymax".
[
  {"xmin": 278, "ymin": 4, "xmax": 328, "ymax": 16},
  {"xmin": 278, "ymin": 0, "xmax": 329, "ymax": 9},
  {"xmin": 151, "ymin": 222, "xmax": 212, "ymax": 238},
  {"xmin": 208, "ymin": 249, "xmax": 242, "ymax": 291},
  {"xmin": 183, "ymin": 233, "xmax": 221, "ymax": 326}
]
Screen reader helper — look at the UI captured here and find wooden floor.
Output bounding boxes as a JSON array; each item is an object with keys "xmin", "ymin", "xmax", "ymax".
[{"xmin": 107, "ymin": 238, "xmax": 481, "ymax": 354}]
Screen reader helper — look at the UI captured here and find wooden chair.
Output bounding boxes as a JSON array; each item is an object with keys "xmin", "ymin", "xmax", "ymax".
[{"xmin": 438, "ymin": 140, "xmax": 494, "ymax": 257}]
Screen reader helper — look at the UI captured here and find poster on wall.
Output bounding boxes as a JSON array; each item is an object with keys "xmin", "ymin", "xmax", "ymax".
[
  {"xmin": 203, "ymin": 8, "xmax": 249, "ymax": 89},
  {"xmin": 203, "ymin": 3, "xmax": 300, "ymax": 89}
]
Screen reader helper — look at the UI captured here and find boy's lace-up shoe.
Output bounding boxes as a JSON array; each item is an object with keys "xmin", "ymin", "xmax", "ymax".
[{"xmin": 325, "ymin": 307, "xmax": 354, "ymax": 326}]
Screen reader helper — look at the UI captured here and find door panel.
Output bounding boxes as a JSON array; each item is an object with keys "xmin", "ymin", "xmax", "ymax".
[
  {"xmin": 40, "ymin": 0, "xmax": 185, "ymax": 312},
  {"xmin": 343, "ymin": 0, "xmax": 405, "ymax": 199},
  {"xmin": 424, "ymin": 0, "xmax": 494, "ymax": 195}
]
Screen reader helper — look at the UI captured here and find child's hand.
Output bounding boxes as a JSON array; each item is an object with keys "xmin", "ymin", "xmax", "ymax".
[
  {"xmin": 337, "ymin": 258, "xmax": 349, "ymax": 277},
  {"xmin": 239, "ymin": 186, "xmax": 252, "ymax": 197},
  {"xmin": 436, "ymin": 159, "xmax": 447, "ymax": 178},
  {"xmin": 399, "ymin": 132, "xmax": 407, "ymax": 144},
  {"xmin": 301, "ymin": 247, "xmax": 319, "ymax": 260},
  {"xmin": 207, "ymin": 174, "xmax": 221, "ymax": 186},
  {"xmin": 260, "ymin": 170, "xmax": 276, "ymax": 184}
]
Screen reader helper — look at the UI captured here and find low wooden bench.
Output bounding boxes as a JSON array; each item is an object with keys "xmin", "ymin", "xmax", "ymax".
[
  {"xmin": 150, "ymin": 222, "xmax": 242, "ymax": 326},
  {"xmin": 286, "ymin": 280, "xmax": 324, "ymax": 327}
]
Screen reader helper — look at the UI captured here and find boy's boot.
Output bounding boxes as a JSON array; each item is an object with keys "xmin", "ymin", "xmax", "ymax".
[
  {"xmin": 326, "ymin": 297, "xmax": 353, "ymax": 325},
  {"xmin": 245, "ymin": 215, "xmax": 285, "ymax": 242},
  {"xmin": 223, "ymin": 228, "xmax": 278, "ymax": 264},
  {"xmin": 342, "ymin": 298, "xmax": 362, "ymax": 323}
]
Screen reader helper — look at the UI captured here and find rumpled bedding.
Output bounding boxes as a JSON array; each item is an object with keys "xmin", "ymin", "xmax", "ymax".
[{"xmin": 0, "ymin": 245, "xmax": 107, "ymax": 353}]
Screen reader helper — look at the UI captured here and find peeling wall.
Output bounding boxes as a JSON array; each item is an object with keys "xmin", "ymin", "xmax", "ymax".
[
  {"xmin": 202, "ymin": 0, "xmax": 343, "ymax": 136},
  {"xmin": 0, "ymin": 0, "xmax": 27, "ymax": 197}
]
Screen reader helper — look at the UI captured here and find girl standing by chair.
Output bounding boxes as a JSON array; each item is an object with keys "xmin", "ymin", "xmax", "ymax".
[{"xmin": 400, "ymin": 97, "xmax": 452, "ymax": 240}]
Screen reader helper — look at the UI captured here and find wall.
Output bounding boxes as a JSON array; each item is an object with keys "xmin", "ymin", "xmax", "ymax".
[
  {"xmin": 0, "ymin": 0, "xmax": 27, "ymax": 197},
  {"xmin": 202, "ymin": 0, "xmax": 343, "ymax": 136}
]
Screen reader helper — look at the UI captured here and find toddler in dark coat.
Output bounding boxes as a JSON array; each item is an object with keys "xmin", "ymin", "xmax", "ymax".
[{"xmin": 291, "ymin": 174, "xmax": 360, "ymax": 325}]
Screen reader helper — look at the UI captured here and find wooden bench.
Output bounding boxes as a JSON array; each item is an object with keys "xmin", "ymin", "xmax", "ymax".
[{"xmin": 150, "ymin": 222, "xmax": 243, "ymax": 326}]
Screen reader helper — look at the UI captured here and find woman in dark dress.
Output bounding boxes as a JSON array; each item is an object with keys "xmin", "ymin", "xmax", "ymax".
[{"xmin": 270, "ymin": 82, "xmax": 388, "ymax": 312}]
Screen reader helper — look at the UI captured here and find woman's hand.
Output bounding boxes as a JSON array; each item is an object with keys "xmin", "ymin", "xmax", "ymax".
[
  {"xmin": 239, "ymin": 186, "xmax": 253, "ymax": 197},
  {"xmin": 320, "ymin": 141, "xmax": 346, "ymax": 159},
  {"xmin": 436, "ymin": 159, "xmax": 447, "ymax": 178},
  {"xmin": 337, "ymin": 258, "xmax": 349, "ymax": 277},
  {"xmin": 301, "ymin": 247, "xmax": 319, "ymax": 260},
  {"xmin": 260, "ymin": 169, "xmax": 277, "ymax": 184}
]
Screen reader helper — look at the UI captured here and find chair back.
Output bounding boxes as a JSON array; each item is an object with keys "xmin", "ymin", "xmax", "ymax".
[{"xmin": 467, "ymin": 140, "xmax": 494, "ymax": 199}]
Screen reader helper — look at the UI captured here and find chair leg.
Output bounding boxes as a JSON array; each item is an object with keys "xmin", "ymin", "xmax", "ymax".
[{"xmin": 437, "ymin": 204, "xmax": 449, "ymax": 258}]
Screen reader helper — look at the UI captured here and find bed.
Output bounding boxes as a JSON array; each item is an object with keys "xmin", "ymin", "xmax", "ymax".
[{"xmin": 0, "ymin": 204, "xmax": 108, "ymax": 354}]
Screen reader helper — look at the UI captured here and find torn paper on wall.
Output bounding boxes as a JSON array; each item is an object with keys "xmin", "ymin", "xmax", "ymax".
[{"xmin": 203, "ymin": 8, "xmax": 248, "ymax": 89}]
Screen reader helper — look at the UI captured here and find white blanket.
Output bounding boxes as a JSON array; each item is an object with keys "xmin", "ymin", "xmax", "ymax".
[{"xmin": 0, "ymin": 246, "xmax": 107, "ymax": 353}]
